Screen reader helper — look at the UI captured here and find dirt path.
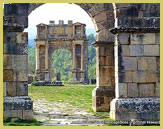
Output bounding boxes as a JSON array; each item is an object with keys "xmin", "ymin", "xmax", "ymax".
[{"xmin": 33, "ymin": 99, "xmax": 109, "ymax": 126}]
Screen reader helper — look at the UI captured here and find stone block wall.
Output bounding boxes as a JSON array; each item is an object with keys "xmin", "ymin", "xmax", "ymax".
[
  {"xmin": 3, "ymin": 32, "xmax": 28, "ymax": 97},
  {"xmin": 92, "ymin": 42, "xmax": 115, "ymax": 112},
  {"xmin": 116, "ymin": 32, "xmax": 160, "ymax": 98},
  {"xmin": 3, "ymin": 3, "xmax": 33, "ymax": 121},
  {"xmin": 110, "ymin": 3, "xmax": 160, "ymax": 121}
]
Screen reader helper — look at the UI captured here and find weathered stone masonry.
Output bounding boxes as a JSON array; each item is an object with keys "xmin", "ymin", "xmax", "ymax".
[
  {"xmin": 35, "ymin": 21, "xmax": 89, "ymax": 84},
  {"xmin": 3, "ymin": 3, "xmax": 160, "ymax": 121},
  {"xmin": 3, "ymin": 4, "xmax": 33, "ymax": 120},
  {"xmin": 110, "ymin": 3, "xmax": 160, "ymax": 121}
]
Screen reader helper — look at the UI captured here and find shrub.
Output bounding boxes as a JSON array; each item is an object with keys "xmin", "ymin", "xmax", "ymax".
[{"xmin": 31, "ymin": 81, "xmax": 39, "ymax": 86}]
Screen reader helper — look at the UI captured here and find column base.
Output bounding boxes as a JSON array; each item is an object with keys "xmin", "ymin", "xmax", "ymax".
[
  {"xmin": 3, "ymin": 96, "xmax": 33, "ymax": 121},
  {"xmin": 110, "ymin": 98, "xmax": 160, "ymax": 121},
  {"xmin": 80, "ymin": 78, "xmax": 84, "ymax": 83},
  {"xmin": 44, "ymin": 71, "xmax": 50, "ymax": 81},
  {"xmin": 71, "ymin": 78, "xmax": 78, "ymax": 84},
  {"xmin": 71, "ymin": 70, "xmax": 77, "ymax": 84},
  {"xmin": 92, "ymin": 86, "xmax": 115, "ymax": 112}
]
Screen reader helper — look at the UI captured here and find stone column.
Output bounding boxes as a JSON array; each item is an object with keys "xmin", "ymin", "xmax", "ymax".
[
  {"xmin": 84, "ymin": 40, "xmax": 89, "ymax": 84},
  {"xmin": 81, "ymin": 44, "xmax": 84, "ymax": 71},
  {"xmin": 80, "ymin": 43, "xmax": 85, "ymax": 83},
  {"xmin": 35, "ymin": 43, "xmax": 40, "ymax": 81},
  {"xmin": 48, "ymin": 52, "xmax": 53, "ymax": 81},
  {"xmin": 92, "ymin": 41, "xmax": 115, "ymax": 112},
  {"xmin": 72, "ymin": 44, "xmax": 77, "ymax": 83},
  {"xmin": 72, "ymin": 44, "xmax": 77, "ymax": 69},
  {"xmin": 44, "ymin": 43, "xmax": 49, "ymax": 81},
  {"xmin": 3, "ymin": 4, "xmax": 33, "ymax": 121},
  {"xmin": 35, "ymin": 44, "xmax": 40, "ymax": 70},
  {"xmin": 45, "ymin": 44, "xmax": 48, "ymax": 70}
]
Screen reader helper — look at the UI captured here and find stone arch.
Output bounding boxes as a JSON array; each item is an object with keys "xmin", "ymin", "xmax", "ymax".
[
  {"xmin": 28, "ymin": 3, "xmax": 115, "ymax": 42},
  {"xmin": 29, "ymin": 3, "xmax": 116, "ymax": 85},
  {"xmin": 3, "ymin": 3, "xmax": 116, "ymax": 120},
  {"xmin": 3, "ymin": 3, "xmax": 160, "ymax": 122}
]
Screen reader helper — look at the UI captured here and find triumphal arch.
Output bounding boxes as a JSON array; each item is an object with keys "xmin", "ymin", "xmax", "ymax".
[
  {"xmin": 35, "ymin": 20, "xmax": 89, "ymax": 84},
  {"xmin": 3, "ymin": 3, "xmax": 160, "ymax": 122}
]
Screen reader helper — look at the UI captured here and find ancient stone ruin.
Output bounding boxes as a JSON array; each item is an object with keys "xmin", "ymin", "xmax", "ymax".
[
  {"xmin": 35, "ymin": 20, "xmax": 89, "ymax": 84},
  {"xmin": 3, "ymin": 3, "xmax": 160, "ymax": 122}
]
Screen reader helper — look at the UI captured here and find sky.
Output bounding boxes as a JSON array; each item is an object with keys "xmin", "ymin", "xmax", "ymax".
[
  {"xmin": 27, "ymin": 3, "xmax": 95, "ymax": 29},
  {"xmin": 24, "ymin": 3, "xmax": 96, "ymax": 39}
]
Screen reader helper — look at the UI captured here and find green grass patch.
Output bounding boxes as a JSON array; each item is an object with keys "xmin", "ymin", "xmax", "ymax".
[
  {"xmin": 3, "ymin": 118, "xmax": 43, "ymax": 126},
  {"xmin": 28, "ymin": 84, "xmax": 96, "ymax": 110}
]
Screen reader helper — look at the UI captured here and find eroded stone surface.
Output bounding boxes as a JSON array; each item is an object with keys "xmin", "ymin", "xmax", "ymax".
[
  {"xmin": 110, "ymin": 98, "xmax": 160, "ymax": 121},
  {"xmin": 33, "ymin": 99, "xmax": 109, "ymax": 126}
]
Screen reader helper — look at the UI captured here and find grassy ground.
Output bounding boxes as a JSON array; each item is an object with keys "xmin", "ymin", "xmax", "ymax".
[
  {"xmin": 28, "ymin": 84, "xmax": 96, "ymax": 111},
  {"xmin": 3, "ymin": 118, "xmax": 43, "ymax": 126}
]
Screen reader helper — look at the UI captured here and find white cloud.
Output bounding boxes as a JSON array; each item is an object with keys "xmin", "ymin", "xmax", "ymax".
[{"xmin": 28, "ymin": 3, "xmax": 95, "ymax": 29}]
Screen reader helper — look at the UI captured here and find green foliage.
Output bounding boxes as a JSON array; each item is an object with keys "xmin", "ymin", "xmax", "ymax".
[
  {"xmin": 31, "ymin": 81, "xmax": 39, "ymax": 86},
  {"xmin": 28, "ymin": 46, "xmax": 36, "ymax": 74},
  {"xmin": 3, "ymin": 118, "xmax": 42, "ymax": 126},
  {"xmin": 51, "ymin": 49, "xmax": 72, "ymax": 83},
  {"xmin": 28, "ymin": 34, "xmax": 96, "ymax": 83},
  {"xmin": 87, "ymin": 34, "xmax": 96, "ymax": 80}
]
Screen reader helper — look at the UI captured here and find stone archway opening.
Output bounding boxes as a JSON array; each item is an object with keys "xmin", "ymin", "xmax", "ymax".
[
  {"xmin": 26, "ymin": 3, "xmax": 97, "ymax": 84},
  {"xmin": 27, "ymin": 3, "xmax": 115, "ymax": 119},
  {"xmin": 51, "ymin": 48, "xmax": 72, "ymax": 84},
  {"xmin": 3, "ymin": 3, "xmax": 117, "ymax": 122}
]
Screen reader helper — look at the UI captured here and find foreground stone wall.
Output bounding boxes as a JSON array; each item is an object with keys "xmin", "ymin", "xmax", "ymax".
[
  {"xmin": 3, "ymin": 3, "xmax": 33, "ymax": 120},
  {"xmin": 117, "ymin": 32, "xmax": 160, "ymax": 98},
  {"xmin": 110, "ymin": 3, "xmax": 160, "ymax": 121}
]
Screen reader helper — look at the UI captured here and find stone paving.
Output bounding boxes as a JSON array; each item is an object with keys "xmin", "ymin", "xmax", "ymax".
[{"xmin": 33, "ymin": 100, "xmax": 109, "ymax": 126}]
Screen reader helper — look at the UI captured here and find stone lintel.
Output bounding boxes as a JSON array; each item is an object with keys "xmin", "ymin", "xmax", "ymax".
[
  {"xmin": 92, "ymin": 41, "xmax": 114, "ymax": 47},
  {"xmin": 110, "ymin": 27, "xmax": 160, "ymax": 34},
  {"xmin": 110, "ymin": 98, "xmax": 160, "ymax": 121}
]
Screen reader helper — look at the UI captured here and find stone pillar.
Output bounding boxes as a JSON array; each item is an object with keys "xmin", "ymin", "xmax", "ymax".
[
  {"xmin": 3, "ymin": 3, "xmax": 33, "ymax": 121},
  {"xmin": 45, "ymin": 44, "xmax": 49, "ymax": 70},
  {"xmin": 84, "ymin": 40, "xmax": 89, "ymax": 84},
  {"xmin": 80, "ymin": 43, "xmax": 84, "ymax": 83},
  {"xmin": 72, "ymin": 44, "xmax": 77, "ymax": 83},
  {"xmin": 92, "ymin": 41, "xmax": 115, "ymax": 112},
  {"xmin": 35, "ymin": 44, "xmax": 40, "ymax": 70},
  {"xmin": 109, "ymin": 29, "xmax": 160, "ymax": 121},
  {"xmin": 35, "ymin": 43, "xmax": 40, "ymax": 81},
  {"xmin": 48, "ymin": 52, "xmax": 53, "ymax": 81},
  {"xmin": 44, "ymin": 43, "xmax": 49, "ymax": 81}
]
